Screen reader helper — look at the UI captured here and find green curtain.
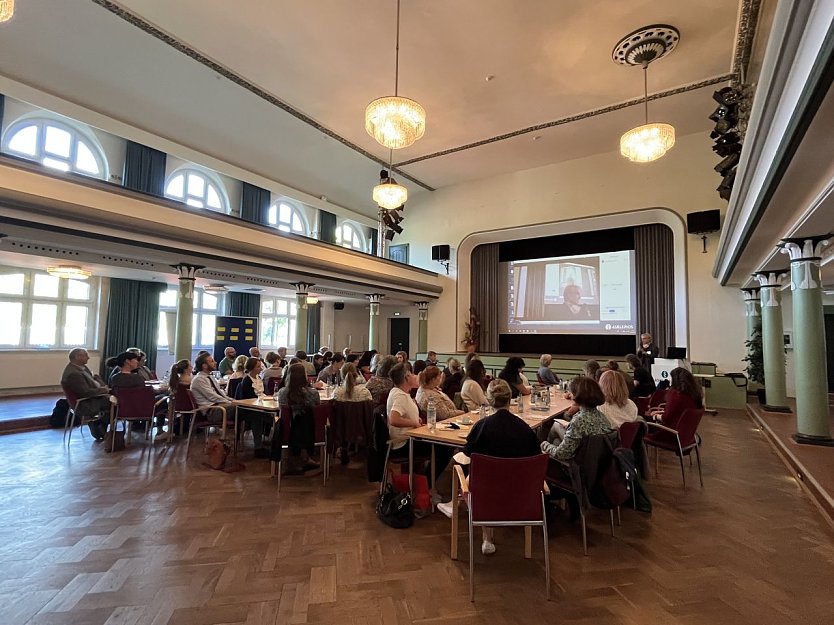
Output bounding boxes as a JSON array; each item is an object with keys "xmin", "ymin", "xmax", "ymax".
[
  {"xmin": 240, "ymin": 182, "xmax": 271, "ymax": 225},
  {"xmin": 306, "ymin": 302, "xmax": 321, "ymax": 353},
  {"xmin": 102, "ymin": 278, "xmax": 167, "ymax": 375},
  {"xmin": 319, "ymin": 210, "xmax": 337, "ymax": 244},
  {"xmin": 370, "ymin": 226, "xmax": 379, "ymax": 256},
  {"xmin": 227, "ymin": 292, "xmax": 261, "ymax": 318},
  {"xmin": 122, "ymin": 140, "xmax": 167, "ymax": 196}
]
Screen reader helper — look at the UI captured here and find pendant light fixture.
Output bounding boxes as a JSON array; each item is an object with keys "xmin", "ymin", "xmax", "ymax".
[
  {"xmin": 613, "ymin": 25, "xmax": 680, "ymax": 163},
  {"xmin": 0, "ymin": 0, "xmax": 14, "ymax": 24},
  {"xmin": 373, "ymin": 149, "xmax": 408, "ymax": 209},
  {"xmin": 365, "ymin": 0, "xmax": 426, "ymax": 150}
]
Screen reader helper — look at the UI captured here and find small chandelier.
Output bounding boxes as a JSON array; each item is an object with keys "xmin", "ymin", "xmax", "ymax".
[
  {"xmin": 373, "ymin": 168, "xmax": 408, "ymax": 210},
  {"xmin": 47, "ymin": 265, "xmax": 91, "ymax": 280},
  {"xmin": 613, "ymin": 25, "xmax": 680, "ymax": 163},
  {"xmin": 365, "ymin": 0, "xmax": 426, "ymax": 150},
  {"xmin": 0, "ymin": 0, "xmax": 14, "ymax": 24}
]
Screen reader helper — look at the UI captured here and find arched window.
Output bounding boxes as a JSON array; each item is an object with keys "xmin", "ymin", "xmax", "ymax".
[
  {"xmin": 164, "ymin": 168, "xmax": 229, "ymax": 212},
  {"xmin": 335, "ymin": 222, "xmax": 366, "ymax": 252},
  {"xmin": 267, "ymin": 201, "xmax": 307, "ymax": 234},
  {"xmin": 2, "ymin": 117, "xmax": 108, "ymax": 179}
]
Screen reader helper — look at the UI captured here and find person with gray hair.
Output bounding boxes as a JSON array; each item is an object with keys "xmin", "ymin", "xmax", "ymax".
[
  {"xmin": 365, "ymin": 355, "xmax": 396, "ymax": 404},
  {"xmin": 60, "ymin": 347, "xmax": 112, "ymax": 439},
  {"xmin": 538, "ymin": 354, "xmax": 560, "ymax": 386},
  {"xmin": 437, "ymin": 378, "xmax": 542, "ymax": 554}
]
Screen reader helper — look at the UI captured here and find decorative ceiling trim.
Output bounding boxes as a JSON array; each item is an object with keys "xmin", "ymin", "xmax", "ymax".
[
  {"xmin": 732, "ymin": 0, "xmax": 764, "ymax": 84},
  {"xmin": 395, "ymin": 74, "xmax": 735, "ymax": 167},
  {"xmin": 88, "ymin": 0, "xmax": 435, "ymax": 192}
]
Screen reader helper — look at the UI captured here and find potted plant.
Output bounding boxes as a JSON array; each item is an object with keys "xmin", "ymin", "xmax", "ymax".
[
  {"xmin": 743, "ymin": 327, "xmax": 765, "ymax": 404},
  {"xmin": 461, "ymin": 307, "xmax": 480, "ymax": 353}
]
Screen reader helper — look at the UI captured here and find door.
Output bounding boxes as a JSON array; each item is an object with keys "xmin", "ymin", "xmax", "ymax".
[
  {"xmin": 825, "ymin": 313, "xmax": 834, "ymax": 393},
  {"xmin": 389, "ymin": 318, "xmax": 410, "ymax": 357}
]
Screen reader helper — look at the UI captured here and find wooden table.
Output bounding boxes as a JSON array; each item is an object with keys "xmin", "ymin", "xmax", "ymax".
[{"xmin": 403, "ymin": 393, "xmax": 573, "ymax": 495}]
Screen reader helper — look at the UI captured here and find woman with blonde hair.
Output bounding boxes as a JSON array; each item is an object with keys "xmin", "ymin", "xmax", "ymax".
[
  {"xmin": 333, "ymin": 362, "xmax": 372, "ymax": 402},
  {"xmin": 598, "ymin": 369, "xmax": 640, "ymax": 428},
  {"xmin": 229, "ymin": 354, "xmax": 248, "ymax": 379},
  {"xmin": 415, "ymin": 365, "xmax": 465, "ymax": 421}
]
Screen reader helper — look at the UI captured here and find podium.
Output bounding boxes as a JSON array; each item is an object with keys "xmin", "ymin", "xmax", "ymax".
[{"xmin": 651, "ymin": 358, "xmax": 690, "ymax": 386}]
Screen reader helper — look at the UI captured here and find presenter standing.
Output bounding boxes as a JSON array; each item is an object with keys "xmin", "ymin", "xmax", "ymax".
[{"xmin": 637, "ymin": 333, "xmax": 659, "ymax": 369}]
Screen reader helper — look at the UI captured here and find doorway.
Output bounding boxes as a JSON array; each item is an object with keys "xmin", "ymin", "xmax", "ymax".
[{"xmin": 389, "ymin": 318, "xmax": 410, "ymax": 357}]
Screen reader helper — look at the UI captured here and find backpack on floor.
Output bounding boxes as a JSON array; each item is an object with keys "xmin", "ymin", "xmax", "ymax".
[{"xmin": 49, "ymin": 399, "xmax": 71, "ymax": 428}]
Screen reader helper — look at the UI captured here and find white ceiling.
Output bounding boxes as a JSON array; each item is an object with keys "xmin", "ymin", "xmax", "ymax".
[{"xmin": 0, "ymin": 0, "xmax": 741, "ymax": 216}]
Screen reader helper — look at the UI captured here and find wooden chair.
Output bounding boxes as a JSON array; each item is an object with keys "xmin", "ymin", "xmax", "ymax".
[
  {"xmin": 111, "ymin": 386, "xmax": 170, "ymax": 452},
  {"xmin": 644, "ymin": 408, "xmax": 704, "ymax": 490},
  {"xmin": 451, "ymin": 453, "xmax": 550, "ymax": 601}
]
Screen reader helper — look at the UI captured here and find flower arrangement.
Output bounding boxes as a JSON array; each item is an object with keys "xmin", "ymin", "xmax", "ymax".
[{"xmin": 461, "ymin": 307, "xmax": 480, "ymax": 352}]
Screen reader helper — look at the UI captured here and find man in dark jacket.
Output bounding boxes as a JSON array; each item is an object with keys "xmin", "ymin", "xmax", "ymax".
[{"xmin": 60, "ymin": 348, "xmax": 112, "ymax": 439}]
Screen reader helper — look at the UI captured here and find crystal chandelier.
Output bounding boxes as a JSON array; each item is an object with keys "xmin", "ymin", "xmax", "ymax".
[
  {"xmin": 373, "ymin": 170, "xmax": 408, "ymax": 210},
  {"xmin": 47, "ymin": 265, "xmax": 91, "ymax": 280},
  {"xmin": 365, "ymin": 0, "xmax": 426, "ymax": 150},
  {"xmin": 0, "ymin": 0, "xmax": 13, "ymax": 24},
  {"xmin": 613, "ymin": 25, "xmax": 679, "ymax": 163}
]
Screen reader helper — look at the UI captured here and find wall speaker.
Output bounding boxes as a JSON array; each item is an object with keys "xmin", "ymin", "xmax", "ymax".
[
  {"xmin": 687, "ymin": 210, "xmax": 721, "ymax": 234},
  {"xmin": 431, "ymin": 244, "xmax": 451, "ymax": 262},
  {"xmin": 334, "ymin": 302, "xmax": 345, "ymax": 310}
]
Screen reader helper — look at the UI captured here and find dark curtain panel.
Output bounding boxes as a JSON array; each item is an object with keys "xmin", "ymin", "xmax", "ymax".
[
  {"xmin": 370, "ymin": 227, "xmax": 379, "ymax": 256},
  {"xmin": 634, "ymin": 224, "xmax": 675, "ymax": 353},
  {"xmin": 470, "ymin": 243, "xmax": 500, "ymax": 352},
  {"xmin": 524, "ymin": 263, "xmax": 546, "ymax": 318},
  {"xmin": 226, "ymin": 292, "xmax": 261, "ymax": 318},
  {"xmin": 307, "ymin": 302, "xmax": 321, "ymax": 353},
  {"xmin": 0, "ymin": 95, "xmax": 5, "ymax": 129},
  {"xmin": 319, "ymin": 210, "xmax": 337, "ymax": 244},
  {"xmin": 240, "ymin": 182, "xmax": 271, "ymax": 225},
  {"xmin": 122, "ymin": 140, "xmax": 167, "ymax": 196},
  {"xmin": 102, "ymin": 278, "xmax": 167, "ymax": 375}
]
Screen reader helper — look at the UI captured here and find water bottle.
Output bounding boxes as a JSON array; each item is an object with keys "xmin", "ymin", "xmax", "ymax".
[
  {"xmin": 427, "ymin": 397, "xmax": 437, "ymax": 432},
  {"xmin": 479, "ymin": 403, "xmax": 488, "ymax": 420},
  {"xmin": 544, "ymin": 387, "xmax": 551, "ymax": 408}
]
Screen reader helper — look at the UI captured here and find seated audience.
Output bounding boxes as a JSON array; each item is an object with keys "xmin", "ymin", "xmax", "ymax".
[
  {"xmin": 538, "ymin": 354, "xmax": 560, "ymax": 386},
  {"xmin": 229, "ymin": 355, "xmax": 248, "ymax": 379},
  {"xmin": 318, "ymin": 346, "xmax": 330, "ymax": 356},
  {"xmin": 460, "ymin": 358, "xmax": 488, "ymax": 411},
  {"xmin": 168, "ymin": 359, "xmax": 193, "ymax": 390},
  {"xmin": 438, "ymin": 379, "xmax": 542, "ymax": 553},
  {"xmin": 61, "ymin": 348, "xmax": 112, "ymax": 439},
  {"xmin": 498, "ymin": 356, "xmax": 531, "ymax": 398},
  {"xmin": 276, "ymin": 362, "xmax": 321, "ymax": 475},
  {"xmin": 217, "ymin": 346, "xmax": 237, "ymax": 377},
  {"xmin": 598, "ymin": 369, "xmax": 641, "ymax": 428},
  {"xmin": 365, "ymin": 355, "xmax": 395, "ymax": 404},
  {"xmin": 386, "ymin": 363, "xmax": 453, "ymax": 481},
  {"xmin": 317, "ymin": 353, "xmax": 345, "ymax": 385},
  {"xmin": 649, "ymin": 367, "xmax": 703, "ymax": 432},
  {"xmin": 369, "ymin": 352, "xmax": 381, "ymax": 374},
  {"xmin": 441, "ymin": 358, "xmax": 463, "ymax": 398},
  {"xmin": 412, "ymin": 359, "xmax": 427, "ymax": 378},
  {"xmin": 395, "ymin": 350, "xmax": 409, "ymax": 365},
  {"xmin": 262, "ymin": 351, "xmax": 284, "ymax": 387},
  {"xmin": 416, "ymin": 366, "xmax": 464, "ymax": 421},
  {"xmin": 464, "ymin": 352, "xmax": 480, "ymax": 369},
  {"xmin": 109, "ymin": 352, "xmax": 145, "ymax": 389},
  {"xmin": 541, "ymin": 377, "xmax": 614, "ymax": 462},
  {"xmin": 312, "ymin": 353, "xmax": 325, "ymax": 374},
  {"xmin": 276, "ymin": 347, "xmax": 288, "ymax": 367},
  {"xmin": 190, "ymin": 353, "xmax": 236, "ymax": 426},
  {"xmin": 321, "ymin": 350, "xmax": 334, "ymax": 366},
  {"xmin": 583, "ymin": 359, "xmax": 601, "ymax": 380},
  {"xmin": 356, "ymin": 349, "xmax": 377, "ymax": 375},
  {"xmin": 345, "ymin": 353, "xmax": 360, "ymax": 370},
  {"xmin": 425, "ymin": 350, "xmax": 438, "ymax": 367},
  {"xmin": 126, "ymin": 347, "xmax": 154, "ymax": 380},
  {"xmin": 333, "ymin": 363, "xmax": 373, "ymax": 402},
  {"xmin": 295, "ymin": 350, "xmax": 317, "ymax": 376},
  {"xmin": 106, "ymin": 356, "xmax": 119, "ymax": 384},
  {"xmin": 249, "ymin": 346, "xmax": 264, "ymax": 362},
  {"xmin": 626, "ymin": 353, "xmax": 656, "ymax": 398},
  {"xmin": 234, "ymin": 357, "xmax": 270, "ymax": 457},
  {"xmin": 342, "ymin": 347, "xmax": 352, "ymax": 358}
]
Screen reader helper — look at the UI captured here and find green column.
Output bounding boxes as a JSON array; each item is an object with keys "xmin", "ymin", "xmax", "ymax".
[
  {"xmin": 292, "ymin": 282, "xmax": 313, "ymax": 352},
  {"xmin": 742, "ymin": 288, "xmax": 761, "ymax": 340},
  {"xmin": 172, "ymin": 264, "xmax": 203, "ymax": 361},
  {"xmin": 781, "ymin": 237, "xmax": 833, "ymax": 445},
  {"xmin": 417, "ymin": 301, "xmax": 429, "ymax": 354},
  {"xmin": 754, "ymin": 272, "xmax": 790, "ymax": 412},
  {"xmin": 368, "ymin": 294, "xmax": 383, "ymax": 350}
]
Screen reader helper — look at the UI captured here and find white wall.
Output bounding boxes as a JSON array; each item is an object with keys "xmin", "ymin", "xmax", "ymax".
[{"xmin": 398, "ymin": 132, "xmax": 748, "ymax": 373}]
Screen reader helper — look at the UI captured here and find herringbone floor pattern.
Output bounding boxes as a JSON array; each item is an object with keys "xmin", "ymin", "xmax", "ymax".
[{"xmin": 1, "ymin": 410, "xmax": 833, "ymax": 624}]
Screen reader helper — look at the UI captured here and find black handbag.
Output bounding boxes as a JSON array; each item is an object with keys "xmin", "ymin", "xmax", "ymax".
[{"xmin": 376, "ymin": 483, "xmax": 414, "ymax": 529}]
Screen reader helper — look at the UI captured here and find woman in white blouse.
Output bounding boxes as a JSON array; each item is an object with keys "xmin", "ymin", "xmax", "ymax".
[
  {"xmin": 598, "ymin": 369, "xmax": 641, "ymax": 428},
  {"xmin": 460, "ymin": 358, "xmax": 488, "ymax": 411},
  {"xmin": 333, "ymin": 363, "xmax": 372, "ymax": 402}
]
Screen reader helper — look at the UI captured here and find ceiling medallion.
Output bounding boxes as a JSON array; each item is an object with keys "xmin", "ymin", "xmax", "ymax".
[{"xmin": 613, "ymin": 25, "xmax": 680, "ymax": 163}]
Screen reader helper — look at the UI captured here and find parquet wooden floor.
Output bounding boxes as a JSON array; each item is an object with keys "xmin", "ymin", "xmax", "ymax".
[{"xmin": 2, "ymin": 410, "xmax": 833, "ymax": 625}]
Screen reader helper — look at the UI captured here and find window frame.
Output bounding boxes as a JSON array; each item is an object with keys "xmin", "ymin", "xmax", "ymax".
[
  {"xmin": 259, "ymin": 295, "xmax": 298, "ymax": 351},
  {"xmin": 335, "ymin": 221, "xmax": 367, "ymax": 252},
  {"xmin": 0, "ymin": 266, "xmax": 100, "ymax": 350},
  {"xmin": 157, "ymin": 287, "xmax": 224, "ymax": 349},
  {"xmin": 163, "ymin": 167, "xmax": 231, "ymax": 213},
  {"xmin": 1, "ymin": 115, "xmax": 109, "ymax": 180},
  {"xmin": 267, "ymin": 199, "xmax": 309, "ymax": 236}
]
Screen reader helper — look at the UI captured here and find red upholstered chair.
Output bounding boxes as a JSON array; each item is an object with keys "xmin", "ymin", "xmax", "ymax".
[
  {"xmin": 171, "ymin": 384, "xmax": 198, "ymax": 437},
  {"xmin": 632, "ymin": 396, "xmax": 650, "ymax": 417},
  {"xmin": 271, "ymin": 403, "xmax": 331, "ymax": 489},
  {"xmin": 265, "ymin": 376, "xmax": 281, "ymax": 396},
  {"xmin": 451, "ymin": 453, "xmax": 550, "ymax": 602},
  {"xmin": 226, "ymin": 377, "xmax": 242, "ymax": 401},
  {"xmin": 644, "ymin": 407, "xmax": 704, "ymax": 490},
  {"xmin": 61, "ymin": 382, "xmax": 111, "ymax": 444},
  {"xmin": 307, "ymin": 375, "xmax": 318, "ymax": 385},
  {"xmin": 648, "ymin": 388, "xmax": 668, "ymax": 409},
  {"xmin": 111, "ymin": 386, "xmax": 169, "ymax": 452}
]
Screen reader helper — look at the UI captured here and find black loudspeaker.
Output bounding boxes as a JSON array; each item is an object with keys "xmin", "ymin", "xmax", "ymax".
[
  {"xmin": 687, "ymin": 210, "xmax": 721, "ymax": 234},
  {"xmin": 334, "ymin": 302, "xmax": 345, "ymax": 310},
  {"xmin": 431, "ymin": 244, "xmax": 451, "ymax": 261}
]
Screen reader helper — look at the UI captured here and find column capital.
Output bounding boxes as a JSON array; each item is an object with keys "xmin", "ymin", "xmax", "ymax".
[
  {"xmin": 290, "ymin": 282, "xmax": 315, "ymax": 295},
  {"xmin": 778, "ymin": 234, "xmax": 832, "ymax": 261},
  {"xmin": 753, "ymin": 271, "xmax": 788, "ymax": 288},
  {"xmin": 416, "ymin": 301, "xmax": 429, "ymax": 311},
  {"xmin": 741, "ymin": 288, "xmax": 760, "ymax": 301},
  {"xmin": 367, "ymin": 294, "xmax": 384, "ymax": 304},
  {"xmin": 171, "ymin": 263, "xmax": 204, "ymax": 280}
]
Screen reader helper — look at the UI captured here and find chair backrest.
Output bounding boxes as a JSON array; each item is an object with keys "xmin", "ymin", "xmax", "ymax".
[
  {"xmin": 312, "ymin": 403, "xmax": 330, "ymax": 443},
  {"xmin": 676, "ymin": 408, "xmax": 704, "ymax": 447},
  {"xmin": 307, "ymin": 375, "xmax": 318, "ymax": 384},
  {"xmin": 632, "ymin": 396, "xmax": 650, "ymax": 416},
  {"xmin": 469, "ymin": 453, "xmax": 548, "ymax": 523},
  {"xmin": 570, "ymin": 430, "xmax": 623, "ymax": 510},
  {"xmin": 452, "ymin": 392, "xmax": 465, "ymax": 411},
  {"xmin": 61, "ymin": 382, "xmax": 81, "ymax": 407},
  {"xmin": 113, "ymin": 385, "xmax": 158, "ymax": 419},
  {"xmin": 173, "ymin": 384, "xmax": 197, "ymax": 412},
  {"xmin": 265, "ymin": 376, "xmax": 280, "ymax": 396},
  {"xmin": 536, "ymin": 373, "xmax": 545, "ymax": 384},
  {"xmin": 226, "ymin": 377, "xmax": 242, "ymax": 399},
  {"xmin": 277, "ymin": 403, "xmax": 330, "ymax": 445},
  {"xmin": 619, "ymin": 420, "xmax": 645, "ymax": 450},
  {"xmin": 649, "ymin": 388, "xmax": 668, "ymax": 407}
]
